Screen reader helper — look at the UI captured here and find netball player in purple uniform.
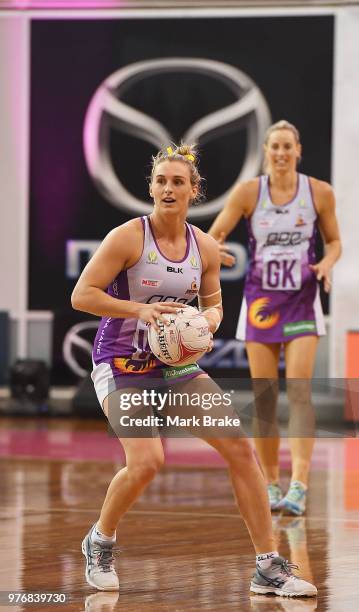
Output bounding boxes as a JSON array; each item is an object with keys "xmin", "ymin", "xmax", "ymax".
[
  {"xmin": 72, "ymin": 143, "xmax": 316, "ymax": 597},
  {"xmin": 209, "ymin": 120, "xmax": 341, "ymax": 516}
]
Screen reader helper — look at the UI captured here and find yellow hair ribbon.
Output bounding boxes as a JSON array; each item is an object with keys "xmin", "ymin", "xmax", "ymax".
[{"xmin": 166, "ymin": 147, "xmax": 195, "ymax": 162}]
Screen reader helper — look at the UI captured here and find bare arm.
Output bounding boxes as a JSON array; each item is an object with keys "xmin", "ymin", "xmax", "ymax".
[
  {"xmin": 194, "ymin": 229, "xmax": 223, "ymax": 334},
  {"xmin": 71, "ymin": 219, "xmax": 181, "ymax": 328},
  {"xmin": 310, "ymin": 178, "xmax": 342, "ymax": 292},
  {"xmin": 208, "ymin": 179, "xmax": 258, "ymax": 266}
]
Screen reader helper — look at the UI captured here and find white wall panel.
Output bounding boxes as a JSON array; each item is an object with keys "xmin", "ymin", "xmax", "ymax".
[
  {"xmin": 0, "ymin": 16, "xmax": 30, "ymax": 357},
  {"xmin": 331, "ymin": 8, "xmax": 359, "ymax": 377}
]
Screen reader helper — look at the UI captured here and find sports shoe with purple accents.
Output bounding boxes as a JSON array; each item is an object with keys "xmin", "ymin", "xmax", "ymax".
[{"xmin": 250, "ymin": 556, "xmax": 317, "ymax": 597}]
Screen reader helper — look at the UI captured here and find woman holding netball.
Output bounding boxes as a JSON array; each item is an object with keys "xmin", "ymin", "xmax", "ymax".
[
  {"xmin": 72, "ymin": 143, "xmax": 316, "ymax": 597},
  {"xmin": 209, "ymin": 120, "xmax": 341, "ymax": 516}
]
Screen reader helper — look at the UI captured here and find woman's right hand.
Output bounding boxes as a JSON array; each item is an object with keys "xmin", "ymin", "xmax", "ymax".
[
  {"xmin": 137, "ymin": 302, "xmax": 183, "ymax": 331},
  {"xmin": 217, "ymin": 232, "xmax": 236, "ymax": 267}
]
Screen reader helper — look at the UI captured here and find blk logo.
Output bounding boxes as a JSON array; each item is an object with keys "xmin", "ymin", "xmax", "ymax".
[{"xmin": 167, "ymin": 266, "xmax": 183, "ymax": 274}]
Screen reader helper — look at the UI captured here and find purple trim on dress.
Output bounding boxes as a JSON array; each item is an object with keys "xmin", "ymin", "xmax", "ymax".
[
  {"xmin": 148, "ymin": 216, "xmax": 190, "ymax": 263},
  {"xmin": 115, "ymin": 269, "xmax": 130, "ymax": 300},
  {"xmin": 307, "ymin": 176, "xmax": 320, "ymax": 215},
  {"xmin": 307, "ymin": 176, "xmax": 319, "ymax": 265},
  {"xmin": 246, "ymin": 214, "xmax": 256, "ymax": 268},
  {"xmin": 246, "ymin": 176, "xmax": 262, "ymax": 248},
  {"xmin": 308, "ymin": 221, "xmax": 319, "ymax": 265},
  {"xmin": 187, "ymin": 223, "xmax": 203, "ymax": 270},
  {"xmin": 268, "ymin": 172, "xmax": 300, "ymax": 207}
]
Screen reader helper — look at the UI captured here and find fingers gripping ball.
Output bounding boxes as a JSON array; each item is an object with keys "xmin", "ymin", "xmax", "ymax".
[{"xmin": 148, "ymin": 306, "xmax": 211, "ymax": 366}]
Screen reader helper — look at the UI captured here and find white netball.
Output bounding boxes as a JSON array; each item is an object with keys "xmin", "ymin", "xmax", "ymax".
[{"xmin": 148, "ymin": 306, "xmax": 211, "ymax": 366}]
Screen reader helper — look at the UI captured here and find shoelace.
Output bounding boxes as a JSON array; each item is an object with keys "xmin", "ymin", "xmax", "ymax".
[
  {"xmin": 287, "ymin": 483, "xmax": 305, "ymax": 503},
  {"xmin": 91, "ymin": 545, "xmax": 118, "ymax": 573},
  {"xmin": 279, "ymin": 558, "xmax": 299, "ymax": 577}
]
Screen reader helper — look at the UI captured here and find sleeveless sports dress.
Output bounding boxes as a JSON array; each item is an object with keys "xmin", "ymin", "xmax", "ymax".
[
  {"xmin": 236, "ymin": 173, "xmax": 325, "ymax": 344},
  {"xmin": 92, "ymin": 216, "xmax": 205, "ymax": 406}
]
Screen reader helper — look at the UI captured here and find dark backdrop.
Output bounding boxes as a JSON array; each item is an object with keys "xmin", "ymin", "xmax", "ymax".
[{"xmin": 29, "ymin": 15, "xmax": 333, "ymax": 381}]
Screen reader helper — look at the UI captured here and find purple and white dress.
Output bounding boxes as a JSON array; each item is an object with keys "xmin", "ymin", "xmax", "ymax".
[
  {"xmin": 92, "ymin": 216, "xmax": 204, "ymax": 406},
  {"xmin": 236, "ymin": 173, "xmax": 325, "ymax": 344}
]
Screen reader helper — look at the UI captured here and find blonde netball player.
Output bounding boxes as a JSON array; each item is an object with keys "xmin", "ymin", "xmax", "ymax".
[
  {"xmin": 209, "ymin": 120, "xmax": 341, "ymax": 516},
  {"xmin": 72, "ymin": 143, "xmax": 317, "ymax": 597}
]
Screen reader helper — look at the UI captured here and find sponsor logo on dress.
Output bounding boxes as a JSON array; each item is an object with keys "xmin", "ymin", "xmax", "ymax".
[
  {"xmin": 275, "ymin": 208, "xmax": 289, "ymax": 215},
  {"xmin": 259, "ymin": 218, "xmax": 274, "ymax": 228},
  {"xmin": 147, "ymin": 251, "xmax": 158, "ymax": 264},
  {"xmin": 248, "ymin": 297, "xmax": 280, "ymax": 330},
  {"xmin": 185, "ymin": 279, "xmax": 199, "ymax": 295},
  {"xmin": 141, "ymin": 279, "xmax": 162, "ymax": 287},
  {"xmin": 190, "ymin": 255, "xmax": 199, "ymax": 269},
  {"xmin": 163, "ymin": 363, "xmax": 200, "ymax": 379},
  {"xmin": 283, "ymin": 321, "xmax": 316, "ymax": 336},
  {"xmin": 265, "ymin": 231, "xmax": 302, "ymax": 247},
  {"xmin": 167, "ymin": 266, "xmax": 183, "ymax": 274}
]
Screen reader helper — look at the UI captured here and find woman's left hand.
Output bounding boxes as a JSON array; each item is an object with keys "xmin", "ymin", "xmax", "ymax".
[{"xmin": 309, "ymin": 260, "xmax": 332, "ymax": 292}]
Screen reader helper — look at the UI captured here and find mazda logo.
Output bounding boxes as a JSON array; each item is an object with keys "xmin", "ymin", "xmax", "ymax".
[
  {"xmin": 63, "ymin": 321, "xmax": 99, "ymax": 378},
  {"xmin": 83, "ymin": 58, "xmax": 271, "ymax": 220}
]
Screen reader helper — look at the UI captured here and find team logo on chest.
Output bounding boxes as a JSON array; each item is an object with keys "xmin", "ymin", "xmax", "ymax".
[
  {"xmin": 295, "ymin": 214, "xmax": 306, "ymax": 227},
  {"xmin": 146, "ymin": 251, "xmax": 158, "ymax": 264},
  {"xmin": 185, "ymin": 278, "xmax": 199, "ymax": 296}
]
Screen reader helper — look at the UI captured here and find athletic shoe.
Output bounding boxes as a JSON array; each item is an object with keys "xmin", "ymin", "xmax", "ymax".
[
  {"xmin": 267, "ymin": 483, "xmax": 283, "ymax": 511},
  {"xmin": 277, "ymin": 481, "xmax": 307, "ymax": 516},
  {"xmin": 82, "ymin": 525, "xmax": 119, "ymax": 591},
  {"xmin": 250, "ymin": 556, "xmax": 317, "ymax": 597}
]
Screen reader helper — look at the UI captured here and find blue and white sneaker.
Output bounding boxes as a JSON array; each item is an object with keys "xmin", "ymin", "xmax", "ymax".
[
  {"xmin": 267, "ymin": 483, "xmax": 283, "ymax": 511},
  {"xmin": 82, "ymin": 525, "xmax": 119, "ymax": 591},
  {"xmin": 277, "ymin": 481, "xmax": 307, "ymax": 516},
  {"xmin": 250, "ymin": 556, "xmax": 317, "ymax": 597}
]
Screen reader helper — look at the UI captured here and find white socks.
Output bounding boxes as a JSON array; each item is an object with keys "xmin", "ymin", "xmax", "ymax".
[
  {"xmin": 256, "ymin": 551, "xmax": 279, "ymax": 570},
  {"xmin": 92, "ymin": 523, "xmax": 116, "ymax": 544}
]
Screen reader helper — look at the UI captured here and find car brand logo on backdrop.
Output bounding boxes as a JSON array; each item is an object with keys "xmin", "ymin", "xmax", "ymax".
[
  {"xmin": 83, "ymin": 58, "xmax": 271, "ymax": 220},
  {"xmin": 63, "ymin": 321, "xmax": 99, "ymax": 378}
]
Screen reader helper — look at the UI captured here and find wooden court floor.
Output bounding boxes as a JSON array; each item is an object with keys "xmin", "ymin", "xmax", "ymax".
[{"xmin": 1, "ymin": 417, "xmax": 359, "ymax": 612}]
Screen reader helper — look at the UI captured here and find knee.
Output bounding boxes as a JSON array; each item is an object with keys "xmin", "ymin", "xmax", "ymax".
[
  {"xmin": 127, "ymin": 451, "xmax": 164, "ymax": 485},
  {"xmin": 218, "ymin": 438, "xmax": 255, "ymax": 468},
  {"xmin": 286, "ymin": 380, "xmax": 312, "ymax": 407}
]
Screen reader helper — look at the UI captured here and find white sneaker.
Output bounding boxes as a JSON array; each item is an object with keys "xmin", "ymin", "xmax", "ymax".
[
  {"xmin": 82, "ymin": 525, "xmax": 119, "ymax": 591},
  {"xmin": 250, "ymin": 556, "xmax": 317, "ymax": 597}
]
